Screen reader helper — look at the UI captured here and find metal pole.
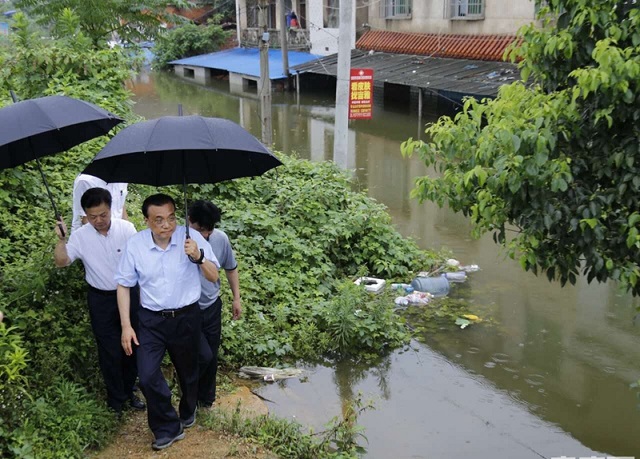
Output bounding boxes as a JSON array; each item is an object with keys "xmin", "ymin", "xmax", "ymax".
[
  {"xmin": 259, "ymin": 0, "xmax": 273, "ymax": 146},
  {"xmin": 333, "ymin": 0, "xmax": 354, "ymax": 163},
  {"xmin": 278, "ymin": 0, "xmax": 290, "ymax": 91},
  {"xmin": 418, "ymin": 88, "xmax": 423, "ymax": 139}
]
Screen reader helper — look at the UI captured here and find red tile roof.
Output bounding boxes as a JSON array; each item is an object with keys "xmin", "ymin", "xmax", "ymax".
[{"xmin": 356, "ymin": 30, "xmax": 520, "ymax": 62}]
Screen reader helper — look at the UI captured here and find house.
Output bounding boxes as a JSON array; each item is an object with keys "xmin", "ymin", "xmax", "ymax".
[
  {"xmin": 235, "ymin": 0, "xmax": 360, "ymax": 56},
  {"xmin": 291, "ymin": 0, "xmax": 542, "ymax": 114},
  {"xmin": 366, "ymin": 0, "xmax": 540, "ymax": 36}
]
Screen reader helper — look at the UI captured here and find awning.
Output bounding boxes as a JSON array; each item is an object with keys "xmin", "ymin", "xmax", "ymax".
[
  {"xmin": 291, "ymin": 49, "xmax": 520, "ymax": 99},
  {"xmin": 170, "ymin": 47, "xmax": 321, "ymax": 80}
]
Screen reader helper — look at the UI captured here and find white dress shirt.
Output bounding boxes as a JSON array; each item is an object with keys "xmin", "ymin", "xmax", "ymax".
[
  {"xmin": 71, "ymin": 174, "xmax": 128, "ymax": 232},
  {"xmin": 116, "ymin": 225, "xmax": 219, "ymax": 311},
  {"xmin": 66, "ymin": 218, "xmax": 137, "ymax": 291}
]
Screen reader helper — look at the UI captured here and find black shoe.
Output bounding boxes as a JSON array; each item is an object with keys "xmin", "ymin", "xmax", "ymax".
[
  {"xmin": 152, "ymin": 426, "xmax": 185, "ymax": 451},
  {"xmin": 180, "ymin": 409, "xmax": 196, "ymax": 429},
  {"xmin": 129, "ymin": 394, "xmax": 146, "ymax": 411}
]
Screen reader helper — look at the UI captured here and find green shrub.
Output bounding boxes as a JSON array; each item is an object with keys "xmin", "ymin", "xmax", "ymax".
[
  {"xmin": 153, "ymin": 21, "xmax": 230, "ymax": 70},
  {"xmin": 15, "ymin": 379, "xmax": 115, "ymax": 459}
]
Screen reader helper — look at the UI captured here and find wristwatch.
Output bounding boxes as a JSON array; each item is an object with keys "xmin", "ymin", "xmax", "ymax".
[{"xmin": 189, "ymin": 248, "xmax": 205, "ymax": 265}]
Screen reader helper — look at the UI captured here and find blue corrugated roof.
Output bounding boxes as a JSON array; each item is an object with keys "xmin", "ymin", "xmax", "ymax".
[{"xmin": 170, "ymin": 47, "xmax": 321, "ymax": 80}]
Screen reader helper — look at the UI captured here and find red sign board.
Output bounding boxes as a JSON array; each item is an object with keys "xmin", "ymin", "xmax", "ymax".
[{"xmin": 349, "ymin": 68, "xmax": 373, "ymax": 120}]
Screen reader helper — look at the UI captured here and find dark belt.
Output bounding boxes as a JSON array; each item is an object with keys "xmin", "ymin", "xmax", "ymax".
[
  {"xmin": 88, "ymin": 285, "xmax": 117, "ymax": 296},
  {"xmin": 148, "ymin": 302, "xmax": 197, "ymax": 318}
]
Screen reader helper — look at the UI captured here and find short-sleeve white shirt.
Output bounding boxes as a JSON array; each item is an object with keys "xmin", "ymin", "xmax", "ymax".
[
  {"xmin": 71, "ymin": 174, "xmax": 128, "ymax": 232},
  {"xmin": 115, "ymin": 225, "xmax": 219, "ymax": 311},
  {"xmin": 66, "ymin": 218, "xmax": 137, "ymax": 291}
]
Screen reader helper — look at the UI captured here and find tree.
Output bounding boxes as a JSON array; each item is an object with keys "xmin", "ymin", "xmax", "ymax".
[
  {"xmin": 14, "ymin": 0, "xmax": 189, "ymax": 46},
  {"xmin": 152, "ymin": 20, "xmax": 230, "ymax": 70},
  {"xmin": 402, "ymin": 0, "xmax": 640, "ymax": 295}
]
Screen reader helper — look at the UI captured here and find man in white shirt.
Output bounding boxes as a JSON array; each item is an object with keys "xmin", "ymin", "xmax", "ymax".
[
  {"xmin": 116, "ymin": 193, "xmax": 220, "ymax": 451},
  {"xmin": 54, "ymin": 187, "xmax": 143, "ymax": 415},
  {"xmin": 71, "ymin": 174, "xmax": 128, "ymax": 232}
]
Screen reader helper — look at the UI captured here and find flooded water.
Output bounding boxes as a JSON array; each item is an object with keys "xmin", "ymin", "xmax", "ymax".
[{"xmin": 129, "ymin": 71, "xmax": 640, "ymax": 458}]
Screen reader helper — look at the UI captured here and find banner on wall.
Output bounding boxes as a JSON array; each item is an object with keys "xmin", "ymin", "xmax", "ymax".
[{"xmin": 349, "ymin": 68, "xmax": 373, "ymax": 120}]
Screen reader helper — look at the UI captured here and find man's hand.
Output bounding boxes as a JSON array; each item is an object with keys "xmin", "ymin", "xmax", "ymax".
[
  {"xmin": 184, "ymin": 238, "xmax": 200, "ymax": 259},
  {"xmin": 54, "ymin": 218, "xmax": 68, "ymax": 240},
  {"xmin": 232, "ymin": 299, "xmax": 242, "ymax": 320},
  {"xmin": 121, "ymin": 325, "xmax": 139, "ymax": 356}
]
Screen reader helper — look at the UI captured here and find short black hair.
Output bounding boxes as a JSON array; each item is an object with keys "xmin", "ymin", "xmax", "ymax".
[
  {"xmin": 81, "ymin": 187, "xmax": 112, "ymax": 211},
  {"xmin": 142, "ymin": 193, "xmax": 176, "ymax": 218},
  {"xmin": 188, "ymin": 200, "xmax": 221, "ymax": 231}
]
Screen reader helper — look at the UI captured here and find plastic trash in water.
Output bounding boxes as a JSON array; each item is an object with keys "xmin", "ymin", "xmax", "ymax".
[
  {"xmin": 405, "ymin": 292, "xmax": 432, "ymax": 305},
  {"xmin": 355, "ymin": 277, "xmax": 386, "ymax": 293},
  {"xmin": 446, "ymin": 259, "xmax": 460, "ymax": 267},
  {"xmin": 411, "ymin": 275, "xmax": 450, "ymax": 297},
  {"xmin": 444, "ymin": 271, "xmax": 467, "ymax": 283},
  {"xmin": 459, "ymin": 264, "xmax": 480, "ymax": 272},
  {"xmin": 394, "ymin": 296, "xmax": 409, "ymax": 306}
]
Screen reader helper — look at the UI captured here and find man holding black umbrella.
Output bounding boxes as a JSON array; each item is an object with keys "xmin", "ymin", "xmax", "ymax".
[
  {"xmin": 116, "ymin": 193, "xmax": 219, "ymax": 451},
  {"xmin": 53, "ymin": 187, "xmax": 144, "ymax": 415}
]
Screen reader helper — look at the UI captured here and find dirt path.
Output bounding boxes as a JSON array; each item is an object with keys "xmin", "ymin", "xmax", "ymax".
[{"xmin": 94, "ymin": 387, "xmax": 276, "ymax": 459}]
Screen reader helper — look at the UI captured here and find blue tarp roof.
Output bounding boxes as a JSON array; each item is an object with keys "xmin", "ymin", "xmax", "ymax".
[{"xmin": 170, "ymin": 47, "xmax": 321, "ymax": 80}]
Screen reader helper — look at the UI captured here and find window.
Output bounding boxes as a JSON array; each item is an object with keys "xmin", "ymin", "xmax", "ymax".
[
  {"xmin": 447, "ymin": 0, "xmax": 485, "ymax": 19},
  {"xmin": 324, "ymin": 0, "xmax": 339, "ymax": 28},
  {"xmin": 246, "ymin": 0, "xmax": 276, "ymax": 28},
  {"xmin": 380, "ymin": 0, "xmax": 412, "ymax": 19}
]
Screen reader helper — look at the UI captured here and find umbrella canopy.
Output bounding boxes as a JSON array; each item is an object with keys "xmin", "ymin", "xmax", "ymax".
[
  {"xmin": 0, "ymin": 94, "xmax": 124, "ymax": 237},
  {"xmin": 0, "ymin": 95, "xmax": 124, "ymax": 170},
  {"xmin": 83, "ymin": 115, "xmax": 281, "ymax": 186}
]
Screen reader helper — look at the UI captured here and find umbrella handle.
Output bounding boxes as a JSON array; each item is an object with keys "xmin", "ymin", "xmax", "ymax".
[
  {"xmin": 33, "ymin": 156, "xmax": 65, "ymax": 238},
  {"xmin": 56, "ymin": 220, "xmax": 66, "ymax": 239}
]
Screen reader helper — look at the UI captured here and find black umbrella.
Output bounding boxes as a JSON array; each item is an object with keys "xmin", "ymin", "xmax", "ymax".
[
  {"xmin": 82, "ymin": 115, "xmax": 282, "ymax": 235},
  {"xmin": 0, "ymin": 93, "xmax": 124, "ymax": 235}
]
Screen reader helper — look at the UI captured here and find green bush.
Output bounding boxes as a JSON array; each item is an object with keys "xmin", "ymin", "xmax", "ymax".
[
  {"xmin": 14, "ymin": 380, "xmax": 115, "ymax": 459},
  {"xmin": 153, "ymin": 21, "xmax": 230, "ymax": 70}
]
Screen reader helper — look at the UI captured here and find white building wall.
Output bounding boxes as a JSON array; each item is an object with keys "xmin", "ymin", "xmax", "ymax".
[
  {"xmin": 368, "ymin": 0, "xmax": 538, "ymax": 35},
  {"xmin": 308, "ymin": 0, "xmax": 356, "ymax": 56}
]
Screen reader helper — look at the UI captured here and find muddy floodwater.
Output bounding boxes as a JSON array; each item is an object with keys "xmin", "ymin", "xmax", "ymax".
[{"xmin": 129, "ymin": 71, "xmax": 640, "ymax": 458}]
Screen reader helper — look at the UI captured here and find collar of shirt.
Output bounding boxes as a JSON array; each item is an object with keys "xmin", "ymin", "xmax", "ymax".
[{"xmin": 145, "ymin": 230, "xmax": 178, "ymax": 252}]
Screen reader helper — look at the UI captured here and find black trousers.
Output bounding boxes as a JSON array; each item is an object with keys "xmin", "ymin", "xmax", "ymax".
[
  {"xmin": 137, "ymin": 303, "xmax": 200, "ymax": 440},
  {"xmin": 198, "ymin": 297, "xmax": 222, "ymax": 406},
  {"xmin": 87, "ymin": 286, "xmax": 139, "ymax": 412}
]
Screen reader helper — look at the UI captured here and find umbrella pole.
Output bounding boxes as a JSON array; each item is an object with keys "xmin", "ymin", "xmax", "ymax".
[
  {"xmin": 184, "ymin": 175, "xmax": 189, "ymax": 238},
  {"xmin": 34, "ymin": 156, "xmax": 65, "ymax": 238}
]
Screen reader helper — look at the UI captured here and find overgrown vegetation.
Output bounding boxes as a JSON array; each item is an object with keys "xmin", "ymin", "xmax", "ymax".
[
  {"xmin": 153, "ymin": 20, "xmax": 230, "ymax": 70},
  {"xmin": 201, "ymin": 393, "xmax": 371, "ymax": 458},
  {"xmin": 14, "ymin": 0, "xmax": 187, "ymax": 47},
  {"xmin": 0, "ymin": 12, "xmax": 444, "ymax": 457}
]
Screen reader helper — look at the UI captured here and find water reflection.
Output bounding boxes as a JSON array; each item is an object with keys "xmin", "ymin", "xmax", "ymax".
[{"xmin": 129, "ymin": 71, "xmax": 640, "ymax": 457}]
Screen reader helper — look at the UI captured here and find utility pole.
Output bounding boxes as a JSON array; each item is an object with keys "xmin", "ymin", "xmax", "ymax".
[
  {"xmin": 278, "ymin": 0, "xmax": 290, "ymax": 90},
  {"xmin": 333, "ymin": 0, "xmax": 353, "ymax": 162},
  {"xmin": 259, "ymin": 0, "xmax": 272, "ymax": 145}
]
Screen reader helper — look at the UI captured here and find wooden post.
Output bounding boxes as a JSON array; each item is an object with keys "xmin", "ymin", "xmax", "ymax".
[
  {"xmin": 278, "ymin": 0, "xmax": 290, "ymax": 90},
  {"xmin": 259, "ymin": 0, "xmax": 272, "ymax": 145}
]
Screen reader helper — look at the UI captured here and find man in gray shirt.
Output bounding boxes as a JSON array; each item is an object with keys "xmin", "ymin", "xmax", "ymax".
[{"xmin": 188, "ymin": 200, "xmax": 242, "ymax": 408}]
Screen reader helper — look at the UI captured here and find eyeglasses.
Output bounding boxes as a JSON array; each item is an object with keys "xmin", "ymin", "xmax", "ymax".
[{"xmin": 151, "ymin": 215, "xmax": 177, "ymax": 226}]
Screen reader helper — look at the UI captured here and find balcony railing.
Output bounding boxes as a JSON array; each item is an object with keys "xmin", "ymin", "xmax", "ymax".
[{"xmin": 241, "ymin": 28, "xmax": 310, "ymax": 51}]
